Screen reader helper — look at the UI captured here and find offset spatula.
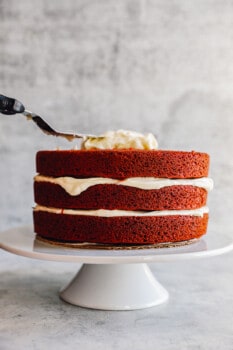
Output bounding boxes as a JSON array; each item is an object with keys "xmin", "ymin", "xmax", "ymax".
[{"xmin": 0, "ymin": 94, "xmax": 96, "ymax": 141}]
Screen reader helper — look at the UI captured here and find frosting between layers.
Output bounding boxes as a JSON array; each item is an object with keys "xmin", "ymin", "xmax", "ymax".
[
  {"xmin": 34, "ymin": 175, "xmax": 214, "ymax": 196},
  {"xmin": 34, "ymin": 205, "xmax": 209, "ymax": 217}
]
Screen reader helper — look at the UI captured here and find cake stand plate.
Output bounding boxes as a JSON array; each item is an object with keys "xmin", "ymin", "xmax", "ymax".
[{"xmin": 1, "ymin": 226, "xmax": 233, "ymax": 310}]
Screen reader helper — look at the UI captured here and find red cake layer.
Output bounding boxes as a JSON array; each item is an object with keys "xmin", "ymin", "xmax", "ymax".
[
  {"xmin": 36, "ymin": 150, "xmax": 209, "ymax": 179},
  {"xmin": 34, "ymin": 182, "xmax": 208, "ymax": 210},
  {"xmin": 33, "ymin": 211, "xmax": 209, "ymax": 244}
]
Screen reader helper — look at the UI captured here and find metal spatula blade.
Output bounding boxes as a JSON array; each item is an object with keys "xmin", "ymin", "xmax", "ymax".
[{"xmin": 0, "ymin": 94, "xmax": 97, "ymax": 141}]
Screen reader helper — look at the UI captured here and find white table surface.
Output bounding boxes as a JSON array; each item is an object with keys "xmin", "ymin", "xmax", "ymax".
[{"xmin": 1, "ymin": 227, "xmax": 233, "ymax": 350}]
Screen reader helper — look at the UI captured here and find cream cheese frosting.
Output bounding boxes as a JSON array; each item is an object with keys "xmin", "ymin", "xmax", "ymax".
[
  {"xmin": 81, "ymin": 130, "xmax": 158, "ymax": 150},
  {"xmin": 34, "ymin": 205, "xmax": 209, "ymax": 217},
  {"xmin": 34, "ymin": 175, "xmax": 214, "ymax": 196}
]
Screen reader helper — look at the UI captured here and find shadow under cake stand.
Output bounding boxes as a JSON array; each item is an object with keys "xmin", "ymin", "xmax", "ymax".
[{"xmin": 1, "ymin": 225, "xmax": 233, "ymax": 310}]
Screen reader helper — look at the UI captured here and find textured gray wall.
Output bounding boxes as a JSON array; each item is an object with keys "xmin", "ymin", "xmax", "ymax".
[{"xmin": 0, "ymin": 0, "xmax": 233, "ymax": 233}]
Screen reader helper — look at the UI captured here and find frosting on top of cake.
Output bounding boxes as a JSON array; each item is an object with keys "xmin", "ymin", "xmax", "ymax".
[{"xmin": 81, "ymin": 130, "xmax": 158, "ymax": 150}]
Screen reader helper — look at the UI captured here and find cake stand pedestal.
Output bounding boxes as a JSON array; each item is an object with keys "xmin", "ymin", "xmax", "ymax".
[
  {"xmin": 1, "ymin": 226, "xmax": 233, "ymax": 310},
  {"xmin": 60, "ymin": 263, "xmax": 168, "ymax": 309}
]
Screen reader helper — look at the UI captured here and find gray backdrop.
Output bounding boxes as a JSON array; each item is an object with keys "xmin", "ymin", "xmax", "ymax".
[{"xmin": 0, "ymin": 0, "xmax": 233, "ymax": 235}]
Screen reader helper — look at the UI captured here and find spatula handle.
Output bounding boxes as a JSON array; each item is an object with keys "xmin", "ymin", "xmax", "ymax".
[{"xmin": 0, "ymin": 94, "xmax": 25, "ymax": 115}]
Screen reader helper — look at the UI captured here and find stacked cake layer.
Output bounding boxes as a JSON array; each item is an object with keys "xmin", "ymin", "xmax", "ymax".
[{"xmin": 33, "ymin": 150, "xmax": 212, "ymax": 244}]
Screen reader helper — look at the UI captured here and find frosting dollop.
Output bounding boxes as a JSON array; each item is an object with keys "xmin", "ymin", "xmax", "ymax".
[{"xmin": 81, "ymin": 130, "xmax": 158, "ymax": 150}]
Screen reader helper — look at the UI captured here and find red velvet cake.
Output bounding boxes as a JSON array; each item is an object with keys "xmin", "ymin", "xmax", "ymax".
[
  {"xmin": 33, "ymin": 137, "xmax": 213, "ymax": 245},
  {"xmin": 36, "ymin": 149, "xmax": 209, "ymax": 179}
]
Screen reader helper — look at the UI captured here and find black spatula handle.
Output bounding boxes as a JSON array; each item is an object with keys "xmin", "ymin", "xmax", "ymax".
[{"xmin": 0, "ymin": 94, "xmax": 25, "ymax": 115}]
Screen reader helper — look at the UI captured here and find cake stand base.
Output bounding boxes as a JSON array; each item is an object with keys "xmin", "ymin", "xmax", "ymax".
[
  {"xmin": 2, "ymin": 226, "xmax": 233, "ymax": 311},
  {"xmin": 60, "ymin": 263, "xmax": 169, "ymax": 310}
]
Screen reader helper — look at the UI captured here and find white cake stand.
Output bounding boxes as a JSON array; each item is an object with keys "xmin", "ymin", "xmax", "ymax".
[{"xmin": 1, "ymin": 225, "xmax": 233, "ymax": 310}]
